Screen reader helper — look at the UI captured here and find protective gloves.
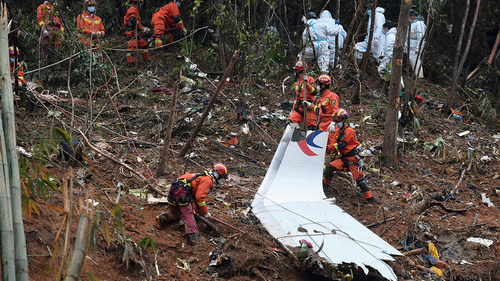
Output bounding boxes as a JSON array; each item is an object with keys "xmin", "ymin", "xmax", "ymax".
[
  {"xmin": 91, "ymin": 31, "xmax": 96, "ymax": 37},
  {"xmin": 328, "ymin": 122, "xmax": 336, "ymax": 132},
  {"xmin": 141, "ymin": 27, "xmax": 150, "ymax": 33},
  {"xmin": 372, "ymin": 38, "xmax": 379, "ymax": 45},
  {"xmin": 97, "ymin": 31, "xmax": 103, "ymax": 38},
  {"xmin": 303, "ymin": 101, "xmax": 312, "ymax": 107},
  {"xmin": 202, "ymin": 212, "xmax": 212, "ymax": 219},
  {"xmin": 183, "ymin": 28, "xmax": 187, "ymax": 35},
  {"xmin": 43, "ymin": 29, "xmax": 50, "ymax": 37}
]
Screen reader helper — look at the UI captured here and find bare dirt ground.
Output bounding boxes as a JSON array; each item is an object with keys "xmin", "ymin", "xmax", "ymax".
[{"xmin": 10, "ymin": 39, "xmax": 500, "ymax": 280}]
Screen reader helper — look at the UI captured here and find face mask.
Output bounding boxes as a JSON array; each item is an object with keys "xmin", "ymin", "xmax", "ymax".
[
  {"xmin": 176, "ymin": 1, "xmax": 181, "ymax": 8},
  {"xmin": 382, "ymin": 30, "xmax": 387, "ymax": 35},
  {"xmin": 10, "ymin": 58, "xmax": 15, "ymax": 64},
  {"xmin": 367, "ymin": 10, "xmax": 372, "ymax": 16},
  {"xmin": 87, "ymin": 6, "xmax": 95, "ymax": 13},
  {"xmin": 411, "ymin": 19, "xmax": 418, "ymax": 23},
  {"xmin": 337, "ymin": 122, "xmax": 344, "ymax": 129}
]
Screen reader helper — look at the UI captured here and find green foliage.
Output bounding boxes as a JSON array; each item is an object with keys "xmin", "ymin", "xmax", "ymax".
[{"xmin": 137, "ymin": 236, "xmax": 157, "ymax": 253}]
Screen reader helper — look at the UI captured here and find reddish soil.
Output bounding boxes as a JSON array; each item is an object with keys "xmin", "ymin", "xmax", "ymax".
[{"xmin": 9, "ymin": 38, "xmax": 500, "ymax": 280}]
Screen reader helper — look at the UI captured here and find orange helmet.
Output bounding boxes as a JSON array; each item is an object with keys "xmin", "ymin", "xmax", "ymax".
[
  {"xmin": 332, "ymin": 108, "xmax": 349, "ymax": 122},
  {"xmin": 294, "ymin": 60, "xmax": 308, "ymax": 71},
  {"xmin": 9, "ymin": 46, "xmax": 20, "ymax": 55},
  {"xmin": 213, "ymin": 163, "xmax": 229, "ymax": 179},
  {"xmin": 317, "ymin": 74, "xmax": 332, "ymax": 86},
  {"xmin": 84, "ymin": 0, "xmax": 96, "ymax": 5}
]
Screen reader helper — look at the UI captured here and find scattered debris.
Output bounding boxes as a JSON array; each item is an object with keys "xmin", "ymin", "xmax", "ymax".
[
  {"xmin": 466, "ymin": 237, "xmax": 494, "ymax": 247},
  {"xmin": 481, "ymin": 193, "xmax": 495, "ymax": 207}
]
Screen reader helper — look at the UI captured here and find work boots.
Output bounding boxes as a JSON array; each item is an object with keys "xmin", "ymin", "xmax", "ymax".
[
  {"xmin": 356, "ymin": 177, "xmax": 374, "ymax": 205},
  {"xmin": 154, "ymin": 212, "xmax": 169, "ymax": 229},
  {"xmin": 188, "ymin": 233, "xmax": 200, "ymax": 245}
]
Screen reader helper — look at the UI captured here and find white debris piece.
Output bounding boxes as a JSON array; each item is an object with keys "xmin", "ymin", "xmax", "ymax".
[
  {"xmin": 481, "ymin": 193, "xmax": 495, "ymax": 207},
  {"xmin": 480, "ymin": 156, "xmax": 491, "ymax": 162},
  {"xmin": 252, "ymin": 127, "xmax": 402, "ymax": 281},
  {"xmin": 17, "ymin": 147, "xmax": 33, "ymax": 158},
  {"xmin": 458, "ymin": 131, "xmax": 471, "ymax": 137},
  {"xmin": 466, "ymin": 237, "xmax": 494, "ymax": 247}
]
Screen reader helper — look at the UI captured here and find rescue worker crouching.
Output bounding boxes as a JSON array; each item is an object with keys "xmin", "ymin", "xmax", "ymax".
[
  {"xmin": 156, "ymin": 163, "xmax": 229, "ymax": 244},
  {"xmin": 308, "ymin": 74, "xmax": 339, "ymax": 132},
  {"xmin": 124, "ymin": 0, "xmax": 151, "ymax": 66},
  {"xmin": 323, "ymin": 109, "xmax": 374, "ymax": 205},
  {"xmin": 285, "ymin": 60, "xmax": 317, "ymax": 130},
  {"xmin": 9, "ymin": 46, "xmax": 26, "ymax": 86},
  {"xmin": 154, "ymin": 0, "xmax": 186, "ymax": 49}
]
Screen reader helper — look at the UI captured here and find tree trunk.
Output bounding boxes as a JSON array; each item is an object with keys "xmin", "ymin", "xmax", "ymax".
[
  {"xmin": 178, "ymin": 50, "xmax": 240, "ymax": 158},
  {"xmin": 382, "ymin": 0, "xmax": 412, "ymax": 164},
  {"xmin": 0, "ymin": 4, "xmax": 29, "ymax": 280},
  {"xmin": 487, "ymin": 28, "xmax": 500, "ymax": 64},
  {"xmin": 446, "ymin": 0, "xmax": 481, "ymax": 111},
  {"xmin": 452, "ymin": 0, "xmax": 470, "ymax": 82},
  {"xmin": 156, "ymin": 83, "xmax": 180, "ymax": 177}
]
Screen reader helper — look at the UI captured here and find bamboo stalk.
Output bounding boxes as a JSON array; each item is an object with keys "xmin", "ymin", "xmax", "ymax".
[
  {"xmin": 64, "ymin": 212, "xmax": 90, "ymax": 281},
  {"xmin": 0, "ymin": 4, "xmax": 28, "ymax": 279},
  {"xmin": 0, "ymin": 119, "xmax": 16, "ymax": 280}
]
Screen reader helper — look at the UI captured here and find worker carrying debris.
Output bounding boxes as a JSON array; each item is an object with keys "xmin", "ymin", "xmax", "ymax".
[
  {"xmin": 152, "ymin": 0, "xmax": 186, "ymax": 49},
  {"xmin": 307, "ymin": 74, "xmax": 339, "ymax": 131},
  {"xmin": 323, "ymin": 109, "xmax": 374, "ymax": 205},
  {"xmin": 77, "ymin": 0, "xmax": 105, "ymax": 51},
  {"xmin": 37, "ymin": 0, "xmax": 65, "ymax": 62},
  {"xmin": 124, "ymin": 0, "xmax": 151, "ymax": 66},
  {"xmin": 285, "ymin": 60, "xmax": 317, "ymax": 130},
  {"xmin": 156, "ymin": 163, "xmax": 229, "ymax": 244},
  {"xmin": 9, "ymin": 46, "xmax": 25, "ymax": 86}
]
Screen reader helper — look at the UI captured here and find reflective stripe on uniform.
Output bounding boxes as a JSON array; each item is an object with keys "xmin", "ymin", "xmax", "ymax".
[{"xmin": 197, "ymin": 201, "xmax": 206, "ymax": 207}]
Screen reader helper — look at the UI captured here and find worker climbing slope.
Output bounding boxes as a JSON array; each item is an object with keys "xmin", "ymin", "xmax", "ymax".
[
  {"xmin": 155, "ymin": 163, "xmax": 229, "ymax": 244},
  {"xmin": 285, "ymin": 60, "xmax": 317, "ymax": 130},
  {"xmin": 37, "ymin": 0, "xmax": 65, "ymax": 63},
  {"xmin": 77, "ymin": 0, "xmax": 105, "ymax": 51},
  {"xmin": 124, "ymin": 0, "xmax": 151, "ymax": 66},
  {"xmin": 323, "ymin": 109, "xmax": 374, "ymax": 205}
]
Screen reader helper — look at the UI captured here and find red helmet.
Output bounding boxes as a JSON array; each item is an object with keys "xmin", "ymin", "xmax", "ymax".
[
  {"xmin": 213, "ymin": 163, "xmax": 229, "ymax": 179},
  {"xmin": 294, "ymin": 60, "xmax": 308, "ymax": 71},
  {"xmin": 332, "ymin": 108, "xmax": 349, "ymax": 122},
  {"xmin": 84, "ymin": 0, "xmax": 96, "ymax": 5},
  {"xmin": 9, "ymin": 46, "xmax": 20, "ymax": 55},
  {"xmin": 317, "ymin": 74, "xmax": 332, "ymax": 86}
]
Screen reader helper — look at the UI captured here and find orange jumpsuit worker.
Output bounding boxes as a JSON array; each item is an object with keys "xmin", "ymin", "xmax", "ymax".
[
  {"xmin": 285, "ymin": 60, "xmax": 317, "ymax": 130},
  {"xmin": 124, "ymin": 0, "xmax": 151, "ymax": 66},
  {"xmin": 151, "ymin": 8, "xmax": 167, "ymax": 49},
  {"xmin": 156, "ymin": 163, "xmax": 229, "ymax": 244},
  {"xmin": 323, "ymin": 108, "xmax": 374, "ymax": 205},
  {"xmin": 77, "ymin": 0, "xmax": 105, "ymax": 51},
  {"xmin": 307, "ymin": 74, "xmax": 339, "ymax": 131},
  {"xmin": 159, "ymin": 0, "xmax": 187, "ymax": 44},
  {"xmin": 37, "ymin": 0, "xmax": 65, "ymax": 61},
  {"xmin": 9, "ymin": 46, "xmax": 26, "ymax": 86}
]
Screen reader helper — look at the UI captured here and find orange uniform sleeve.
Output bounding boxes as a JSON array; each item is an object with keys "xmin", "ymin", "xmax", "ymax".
[
  {"xmin": 192, "ymin": 176, "xmax": 213, "ymax": 214},
  {"xmin": 37, "ymin": 4, "xmax": 47, "ymax": 27}
]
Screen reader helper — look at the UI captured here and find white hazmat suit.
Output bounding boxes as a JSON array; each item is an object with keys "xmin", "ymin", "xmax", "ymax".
[
  {"xmin": 408, "ymin": 18, "xmax": 426, "ymax": 78},
  {"xmin": 378, "ymin": 27, "xmax": 404, "ymax": 88},
  {"xmin": 318, "ymin": 10, "xmax": 347, "ymax": 69},
  {"xmin": 300, "ymin": 17, "xmax": 330, "ymax": 73},
  {"xmin": 355, "ymin": 7, "xmax": 386, "ymax": 62}
]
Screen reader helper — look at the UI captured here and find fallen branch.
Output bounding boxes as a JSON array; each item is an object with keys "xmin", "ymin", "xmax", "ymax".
[
  {"xmin": 403, "ymin": 247, "xmax": 427, "ymax": 256},
  {"xmin": 77, "ymin": 129, "xmax": 147, "ymax": 181},
  {"xmin": 195, "ymin": 215, "xmax": 218, "ymax": 234},
  {"xmin": 366, "ymin": 217, "xmax": 396, "ymax": 228},
  {"xmin": 451, "ymin": 160, "xmax": 473, "ymax": 194}
]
